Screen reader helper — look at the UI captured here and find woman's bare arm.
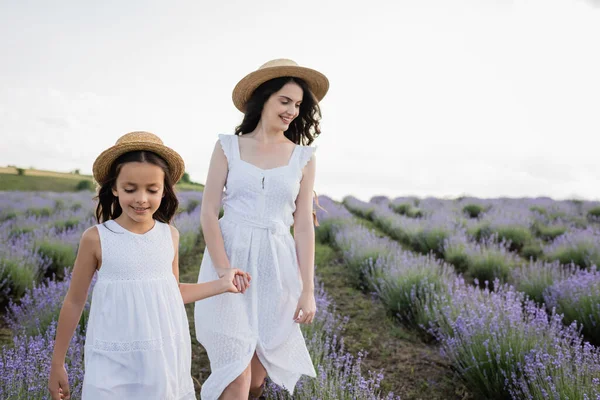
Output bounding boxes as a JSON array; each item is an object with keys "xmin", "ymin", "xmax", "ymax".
[
  {"xmin": 200, "ymin": 139, "xmax": 248, "ymax": 291},
  {"xmin": 292, "ymin": 153, "xmax": 317, "ymax": 324}
]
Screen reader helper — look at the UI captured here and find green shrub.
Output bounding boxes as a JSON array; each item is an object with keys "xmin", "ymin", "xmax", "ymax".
[
  {"xmin": 314, "ymin": 219, "xmax": 344, "ymax": 245},
  {"xmin": 36, "ymin": 240, "xmax": 76, "ymax": 278},
  {"xmin": 0, "ymin": 258, "xmax": 36, "ymax": 305},
  {"xmin": 187, "ymin": 199, "xmax": 201, "ymax": 214},
  {"xmin": 521, "ymin": 241, "xmax": 543, "ymax": 261},
  {"xmin": 444, "ymin": 246, "xmax": 470, "ymax": 273},
  {"xmin": 469, "ymin": 223, "xmax": 493, "ymax": 241},
  {"xmin": 391, "ymin": 203, "xmax": 423, "ymax": 218},
  {"xmin": 463, "ymin": 204, "xmax": 485, "ymax": 219},
  {"xmin": 0, "ymin": 210, "xmax": 20, "ymax": 223},
  {"xmin": 461, "ymin": 245, "xmax": 519, "ymax": 288},
  {"xmin": 494, "ymin": 226, "xmax": 532, "ymax": 252},
  {"xmin": 54, "ymin": 199, "xmax": 66, "ymax": 211},
  {"xmin": 9, "ymin": 226, "xmax": 36, "ymax": 238},
  {"xmin": 26, "ymin": 207, "xmax": 52, "ymax": 218},
  {"xmin": 529, "ymin": 206, "xmax": 547, "ymax": 215},
  {"xmin": 472, "ymin": 224, "xmax": 532, "ymax": 253},
  {"xmin": 52, "ymin": 218, "xmax": 81, "ymax": 232},
  {"xmin": 546, "ymin": 245, "xmax": 600, "ymax": 269},
  {"xmin": 587, "ymin": 207, "xmax": 600, "ymax": 221},
  {"xmin": 410, "ymin": 229, "xmax": 448, "ymax": 257},
  {"xmin": 532, "ymin": 222, "xmax": 567, "ymax": 242},
  {"xmin": 372, "ymin": 270, "xmax": 446, "ymax": 332},
  {"xmin": 76, "ymin": 179, "xmax": 94, "ymax": 191}
]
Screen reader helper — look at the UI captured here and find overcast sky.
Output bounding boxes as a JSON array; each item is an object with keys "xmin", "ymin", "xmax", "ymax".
[{"xmin": 1, "ymin": 0, "xmax": 599, "ymax": 201}]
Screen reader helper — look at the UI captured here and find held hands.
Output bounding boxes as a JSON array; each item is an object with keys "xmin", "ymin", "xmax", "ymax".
[
  {"xmin": 293, "ymin": 290, "xmax": 317, "ymax": 324},
  {"xmin": 216, "ymin": 267, "xmax": 251, "ymax": 294},
  {"xmin": 48, "ymin": 362, "xmax": 70, "ymax": 400}
]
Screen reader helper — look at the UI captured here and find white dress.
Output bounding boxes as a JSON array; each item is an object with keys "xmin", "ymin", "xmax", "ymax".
[
  {"xmin": 82, "ymin": 220, "xmax": 196, "ymax": 400},
  {"xmin": 194, "ymin": 134, "xmax": 317, "ymax": 399}
]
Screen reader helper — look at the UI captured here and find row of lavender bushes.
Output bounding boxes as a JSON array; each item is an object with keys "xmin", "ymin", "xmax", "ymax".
[
  {"xmin": 346, "ymin": 196, "xmax": 600, "ymax": 272},
  {"xmin": 0, "ymin": 192, "xmax": 205, "ymax": 306},
  {"xmin": 344, "ymin": 196, "xmax": 600, "ymax": 345},
  {"xmin": 0, "ymin": 191, "xmax": 397, "ymax": 399},
  {"xmin": 316, "ymin": 195, "xmax": 600, "ymax": 399}
]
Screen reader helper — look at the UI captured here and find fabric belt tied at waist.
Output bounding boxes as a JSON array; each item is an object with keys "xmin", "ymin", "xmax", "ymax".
[{"xmin": 221, "ymin": 212, "xmax": 290, "ymax": 236}]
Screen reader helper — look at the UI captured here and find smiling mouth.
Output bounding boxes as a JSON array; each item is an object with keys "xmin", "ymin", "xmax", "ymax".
[
  {"xmin": 132, "ymin": 206, "xmax": 150, "ymax": 211},
  {"xmin": 281, "ymin": 116, "xmax": 293, "ymax": 124}
]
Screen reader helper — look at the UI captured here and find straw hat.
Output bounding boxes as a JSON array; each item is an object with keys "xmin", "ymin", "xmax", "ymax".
[
  {"xmin": 232, "ymin": 58, "xmax": 329, "ymax": 112},
  {"xmin": 92, "ymin": 131, "xmax": 185, "ymax": 185}
]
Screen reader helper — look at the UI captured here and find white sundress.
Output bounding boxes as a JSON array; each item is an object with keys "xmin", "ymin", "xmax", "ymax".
[
  {"xmin": 194, "ymin": 134, "xmax": 317, "ymax": 399},
  {"xmin": 82, "ymin": 219, "xmax": 195, "ymax": 400}
]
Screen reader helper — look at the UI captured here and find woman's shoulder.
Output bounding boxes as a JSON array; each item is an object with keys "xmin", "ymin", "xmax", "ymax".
[
  {"xmin": 217, "ymin": 133, "xmax": 236, "ymax": 144},
  {"xmin": 298, "ymin": 145, "xmax": 317, "ymax": 170}
]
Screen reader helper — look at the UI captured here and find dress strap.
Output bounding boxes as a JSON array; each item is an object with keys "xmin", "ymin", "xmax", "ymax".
[{"xmin": 218, "ymin": 134, "xmax": 237, "ymax": 163}]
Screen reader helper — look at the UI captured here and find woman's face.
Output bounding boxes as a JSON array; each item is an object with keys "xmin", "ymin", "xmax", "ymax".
[{"xmin": 261, "ymin": 81, "xmax": 303, "ymax": 132}]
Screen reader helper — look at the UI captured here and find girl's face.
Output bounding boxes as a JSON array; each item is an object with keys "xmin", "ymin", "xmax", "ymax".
[
  {"xmin": 112, "ymin": 162, "xmax": 165, "ymax": 225},
  {"xmin": 261, "ymin": 82, "xmax": 303, "ymax": 132}
]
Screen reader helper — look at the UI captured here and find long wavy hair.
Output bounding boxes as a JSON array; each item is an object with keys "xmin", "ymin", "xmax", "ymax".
[
  {"xmin": 95, "ymin": 151, "xmax": 179, "ymax": 224},
  {"xmin": 234, "ymin": 77, "xmax": 322, "ymax": 146}
]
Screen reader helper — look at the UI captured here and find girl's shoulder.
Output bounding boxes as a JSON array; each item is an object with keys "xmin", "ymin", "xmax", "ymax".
[
  {"xmin": 167, "ymin": 223, "xmax": 179, "ymax": 240},
  {"xmin": 77, "ymin": 225, "xmax": 102, "ymax": 261},
  {"xmin": 80, "ymin": 225, "xmax": 101, "ymax": 246}
]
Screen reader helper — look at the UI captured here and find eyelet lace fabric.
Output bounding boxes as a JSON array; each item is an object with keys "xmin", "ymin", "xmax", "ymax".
[
  {"xmin": 194, "ymin": 134, "xmax": 317, "ymax": 400},
  {"xmin": 82, "ymin": 220, "xmax": 195, "ymax": 399}
]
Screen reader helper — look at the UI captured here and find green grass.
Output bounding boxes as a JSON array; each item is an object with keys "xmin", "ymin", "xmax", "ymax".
[
  {"xmin": 0, "ymin": 174, "xmax": 94, "ymax": 192},
  {"xmin": 314, "ymin": 243, "xmax": 470, "ymax": 399},
  {"xmin": 0, "ymin": 167, "xmax": 204, "ymax": 192},
  {"xmin": 176, "ymin": 182, "xmax": 205, "ymax": 191},
  {"xmin": 0, "ymin": 168, "xmax": 204, "ymax": 192}
]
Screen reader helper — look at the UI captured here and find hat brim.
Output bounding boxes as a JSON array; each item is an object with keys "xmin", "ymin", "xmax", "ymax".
[
  {"xmin": 92, "ymin": 141, "xmax": 185, "ymax": 186},
  {"xmin": 232, "ymin": 65, "xmax": 329, "ymax": 112}
]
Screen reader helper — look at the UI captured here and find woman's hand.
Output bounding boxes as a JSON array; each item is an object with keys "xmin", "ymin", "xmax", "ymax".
[
  {"xmin": 48, "ymin": 362, "xmax": 70, "ymax": 400},
  {"xmin": 214, "ymin": 266, "xmax": 250, "ymax": 293},
  {"xmin": 293, "ymin": 290, "xmax": 316, "ymax": 324},
  {"xmin": 218, "ymin": 268, "xmax": 251, "ymax": 294}
]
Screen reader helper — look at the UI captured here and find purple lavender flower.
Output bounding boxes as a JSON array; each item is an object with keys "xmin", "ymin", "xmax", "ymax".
[
  {"xmin": 0, "ymin": 321, "xmax": 86, "ymax": 399},
  {"xmin": 544, "ymin": 266, "xmax": 600, "ymax": 344},
  {"xmin": 264, "ymin": 283, "xmax": 398, "ymax": 400},
  {"xmin": 544, "ymin": 228, "xmax": 600, "ymax": 268},
  {"xmin": 430, "ymin": 279, "xmax": 575, "ymax": 399}
]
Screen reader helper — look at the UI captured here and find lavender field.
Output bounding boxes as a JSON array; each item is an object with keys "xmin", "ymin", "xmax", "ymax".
[
  {"xmin": 2, "ymin": 190, "xmax": 600, "ymax": 399},
  {"xmin": 0, "ymin": 191, "xmax": 398, "ymax": 400}
]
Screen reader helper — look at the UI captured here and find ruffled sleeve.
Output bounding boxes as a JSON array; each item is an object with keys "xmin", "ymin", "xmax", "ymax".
[
  {"xmin": 218, "ymin": 134, "xmax": 233, "ymax": 164},
  {"xmin": 298, "ymin": 146, "xmax": 317, "ymax": 170}
]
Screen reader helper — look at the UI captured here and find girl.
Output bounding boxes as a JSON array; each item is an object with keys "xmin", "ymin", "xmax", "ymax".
[
  {"xmin": 194, "ymin": 59, "xmax": 329, "ymax": 399},
  {"xmin": 48, "ymin": 131, "xmax": 251, "ymax": 400}
]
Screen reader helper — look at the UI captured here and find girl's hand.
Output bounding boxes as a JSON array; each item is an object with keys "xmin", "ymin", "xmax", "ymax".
[
  {"xmin": 293, "ymin": 290, "xmax": 316, "ymax": 324},
  {"xmin": 48, "ymin": 362, "xmax": 70, "ymax": 400},
  {"xmin": 214, "ymin": 266, "xmax": 250, "ymax": 292},
  {"xmin": 219, "ymin": 268, "xmax": 251, "ymax": 294}
]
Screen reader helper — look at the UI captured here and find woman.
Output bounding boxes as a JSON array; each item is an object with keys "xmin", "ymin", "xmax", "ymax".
[{"xmin": 194, "ymin": 58, "xmax": 329, "ymax": 399}]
